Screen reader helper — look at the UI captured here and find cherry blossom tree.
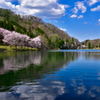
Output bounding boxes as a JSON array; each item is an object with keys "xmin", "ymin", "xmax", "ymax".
[
  {"xmin": 0, "ymin": 28, "xmax": 43, "ymax": 49},
  {"xmin": 3, "ymin": 31, "xmax": 30, "ymax": 47}
]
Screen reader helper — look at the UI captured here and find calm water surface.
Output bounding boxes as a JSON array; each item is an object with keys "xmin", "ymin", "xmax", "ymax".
[{"xmin": 0, "ymin": 50, "xmax": 100, "ymax": 100}]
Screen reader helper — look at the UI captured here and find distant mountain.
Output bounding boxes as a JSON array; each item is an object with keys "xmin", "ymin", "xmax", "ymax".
[
  {"xmin": 0, "ymin": 8, "xmax": 80, "ymax": 49},
  {"xmin": 82, "ymin": 39, "xmax": 100, "ymax": 49}
]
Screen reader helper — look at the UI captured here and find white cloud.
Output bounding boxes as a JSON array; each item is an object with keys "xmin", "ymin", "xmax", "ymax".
[
  {"xmin": 98, "ymin": 19, "xmax": 100, "ymax": 22},
  {"xmin": 91, "ymin": 5, "xmax": 100, "ymax": 11},
  {"xmin": 88, "ymin": 0, "xmax": 100, "ymax": 6},
  {"xmin": 60, "ymin": 28, "xmax": 67, "ymax": 32},
  {"xmin": 0, "ymin": 0, "xmax": 68, "ymax": 18},
  {"xmin": 78, "ymin": 15, "xmax": 84, "ymax": 18},
  {"xmin": 72, "ymin": 7, "xmax": 78, "ymax": 14},
  {"xmin": 74, "ymin": 1, "xmax": 87, "ymax": 13},
  {"xmin": 70, "ymin": 14, "xmax": 83, "ymax": 19},
  {"xmin": 70, "ymin": 14, "xmax": 78, "ymax": 18},
  {"xmin": 0, "ymin": 0, "xmax": 16, "ymax": 9},
  {"xmin": 71, "ymin": 1, "xmax": 86, "ymax": 19}
]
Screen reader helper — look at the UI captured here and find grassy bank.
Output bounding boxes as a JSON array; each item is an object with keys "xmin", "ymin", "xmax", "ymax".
[{"xmin": 0, "ymin": 45, "xmax": 38, "ymax": 51}]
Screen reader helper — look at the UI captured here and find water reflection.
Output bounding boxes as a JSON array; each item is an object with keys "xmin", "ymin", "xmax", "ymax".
[
  {"xmin": 0, "ymin": 52, "xmax": 43, "ymax": 74},
  {"xmin": 0, "ymin": 51, "xmax": 78, "ymax": 90},
  {"xmin": 0, "ymin": 51, "xmax": 100, "ymax": 100},
  {"xmin": 0, "ymin": 80, "xmax": 65, "ymax": 100},
  {"xmin": 83, "ymin": 52, "xmax": 100, "ymax": 60}
]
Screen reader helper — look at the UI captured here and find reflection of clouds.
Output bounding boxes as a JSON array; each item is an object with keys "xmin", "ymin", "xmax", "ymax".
[
  {"xmin": 71, "ymin": 79, "xmax": 100, "ymax": 99},
  {"xmin": 88, "ymin": 86, "xmax": 100, "ymax": 98},
  {"xmin": 0, "ymin": 78, "xmax": 99, "ymax": 100},
  {"xmin": 0, "ymin": 51, "xmax": 100, "ymax": 100},
  {"xmin": 76, "ymin": 86, "xmax": 86, "ymax": 95},
  {"xmin": 0, "ymin": 78, "xmax": 100, "ymax": 100},
  {"xmin": 71, "ymin": 79, "xmax": 86, "ymax": 95},
  {"xmin": 0, "ymin": 81, "xmax": 65, "ymax": 100},
  {"xmin": 51, "ymin": 81, "xmax": 65, "ymax": 95},
  {"xmin": 0, "ymin": 52, "xmax": 42, "ymax": 74}
]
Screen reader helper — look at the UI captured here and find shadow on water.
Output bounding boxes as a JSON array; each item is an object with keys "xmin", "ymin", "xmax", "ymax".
[{"xmin": 0, "ymin": 50, "xmax": 100, "ymax": 100}]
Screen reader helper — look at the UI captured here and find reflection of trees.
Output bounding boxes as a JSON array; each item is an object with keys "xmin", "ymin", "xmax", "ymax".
[
  {"xmin": 0, "ymin": 52, "xmax": 42, "ymax": 74},
  {"xmin": 0, "ymin": 51, "xmax": 79, "ymax": 90},
  {"xmin": 40, "ymin": 52, "xmax": 79, "ymax": 73},
  {"xmin": 0, "ymin": 51, "xmax": 100, "ymax": 100},
  {"xmin": 81, "ymin": 52, "xmax": 100, "ymax": 60}
]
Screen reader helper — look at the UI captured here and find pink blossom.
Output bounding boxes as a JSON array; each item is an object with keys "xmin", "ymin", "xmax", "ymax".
[
  {"xmin": 29, "ymin": 36, "xmax": 42, "ymax": 48},
  {"xmin": 0, "ymin": 27, "xmax": 43, "ymax": 48}
]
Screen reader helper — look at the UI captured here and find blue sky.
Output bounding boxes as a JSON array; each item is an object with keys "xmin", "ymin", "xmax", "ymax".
[{"xmin": 0, "ymin": 0, "xmax": 100, "ymax": 41}]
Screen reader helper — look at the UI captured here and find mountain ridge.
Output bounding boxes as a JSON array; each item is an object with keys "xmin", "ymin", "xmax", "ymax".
[{"xmin": 0, "ymin": 8, "xmax": 80, "ymax": 49}]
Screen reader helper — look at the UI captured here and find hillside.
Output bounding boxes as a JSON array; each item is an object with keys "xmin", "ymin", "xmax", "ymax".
[
  {"xmin": 0, "ymin": 8, "xmax": 80, "ymax": 49},
  {"xmin": 82, "ymin": 39, "xmax": 100, "ymax": 49}
]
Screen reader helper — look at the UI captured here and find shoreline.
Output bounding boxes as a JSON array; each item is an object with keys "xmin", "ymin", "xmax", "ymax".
[{"xmin": 0, "ymin": 45, "xmax": 38, "ymax": 51}]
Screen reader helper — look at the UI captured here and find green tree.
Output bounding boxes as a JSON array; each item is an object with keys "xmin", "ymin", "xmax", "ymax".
[{"xmin": 88, "ymin": 42, "xmax": 93, "ymax": 49}]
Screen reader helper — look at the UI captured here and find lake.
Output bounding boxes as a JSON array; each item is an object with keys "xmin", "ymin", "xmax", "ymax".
[{"xmin": 0, "ymin": 50, "xmax": 100, "ymax": 100}]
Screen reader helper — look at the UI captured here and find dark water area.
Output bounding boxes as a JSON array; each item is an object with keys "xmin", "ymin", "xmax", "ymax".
[{"xmin": 0, "ymin": 50, "xmax": 100, "ymax": 100}]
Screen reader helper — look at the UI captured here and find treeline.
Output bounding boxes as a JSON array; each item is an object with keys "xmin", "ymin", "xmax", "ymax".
[{"xmin": 82, "ymin": 39, "xmax": 100, "ymax": 49}]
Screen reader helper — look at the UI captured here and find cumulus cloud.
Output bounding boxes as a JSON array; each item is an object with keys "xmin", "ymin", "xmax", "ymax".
[
  {"xmin": 0, "ymin": 0, "xmax": 99, "ymax": 19},
  {"xmin": 72, "ymin": 7, "xmax": 78, "ymax": 14},
  {"xmin": 75, "ymin": 1, "xmax": 87, "ymax": 13},
  {"xmin": 70, "ymin": 14, "xmax": 78, "ymax": 18},
  {"xmin": 87, "ymin": 0, "xmax": 100, "ymax": 6},
  {"xmin": 0, "ymin": 0, "xmax": 68, "ymax": 18},
  {"xmin": 0, "ymin": 0, "xmax": 16, "ymax": 9},
  {"xmin": 71, "ymin": 1, "xmax": 86, "ymax": 19},
  {"xmin": 91, "ymin": 5, "xmax": 100, "ymax": 11},
  {"xmin": 70, "ymin": 0, "xmax": 100, "ymax": 19},
  {"xmin": 70, "ymin": 14, "xmax": 83, "ymax": 19}
]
